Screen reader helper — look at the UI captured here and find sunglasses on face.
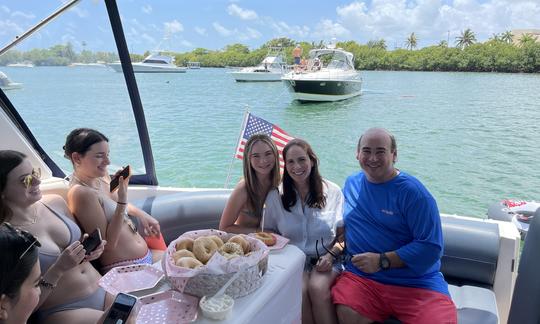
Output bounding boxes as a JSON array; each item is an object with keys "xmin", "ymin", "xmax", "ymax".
[
  {"xmin": 2, "ymin": 222, "xmax": 42, "ymax": 261},
  {"xmin": 22, "ymin": 168, "xmax": 41, "ymax": 189}
]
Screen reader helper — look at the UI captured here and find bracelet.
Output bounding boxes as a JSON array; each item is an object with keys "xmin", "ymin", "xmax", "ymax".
[
  {"xmin": 117, "ymin": 201, "xmax": 127, "ymax": 205},
  {"xmin": 39, "ymin": 278, "xmax": 57, "ymax": 290}
]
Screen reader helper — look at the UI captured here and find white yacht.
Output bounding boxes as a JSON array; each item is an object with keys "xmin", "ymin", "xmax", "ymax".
[
  {"xmin": 229, "ymin": 47, "xmax": 288, "ymax": 82},
  {"xmin": 6, "ymin": 62, "xmax": 34, "ymax": 68},
  {"xmin": 281, "ymin": 45, "xmax": 362, "ymax": 102},
  {"xmin": 108, "ymin": 53, "xmax": 187, "ymax": 73},
  {"xmin": 0, "ymin": 71, "xmax": 22, "ymax": 90},
  {"xmin": 187, "ymin": 61, "xmax": 201, "ymax": 69}
]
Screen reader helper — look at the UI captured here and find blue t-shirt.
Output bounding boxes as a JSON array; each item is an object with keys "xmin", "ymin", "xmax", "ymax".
[{"xmin": 342, "ymin": 171, "xmax": 449, "ymax": 296}]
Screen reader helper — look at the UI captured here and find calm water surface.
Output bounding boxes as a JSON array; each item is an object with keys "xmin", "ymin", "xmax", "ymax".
[{"xmin": 4, "ymin": 66, "xmax": 540, "ymax": 217}]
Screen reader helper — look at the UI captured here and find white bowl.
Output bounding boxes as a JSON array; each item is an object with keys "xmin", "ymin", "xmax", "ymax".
[{"xmin": 199, "ymin": 294, "xmax": 234, "ymax": 320}]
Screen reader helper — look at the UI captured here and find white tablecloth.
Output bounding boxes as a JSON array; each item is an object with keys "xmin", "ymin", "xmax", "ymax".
[{"xmin": 141, "ymin": 244, "xmax": 305, "ymax": 324}]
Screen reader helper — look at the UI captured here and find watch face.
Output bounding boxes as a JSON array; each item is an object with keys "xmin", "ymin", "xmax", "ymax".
[{"xmin": 380, "ymin": 253, "xmax": 391, "ymax": 269}]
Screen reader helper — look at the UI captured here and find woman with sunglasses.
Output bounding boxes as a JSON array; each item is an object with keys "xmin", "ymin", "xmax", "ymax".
[
  {"xmin": 64, "ymin": 128, "xmax": 165, "ymax": 273},
  {"xmin": 219, "ymin": 134, "xmax": 281, "ymax": 234},
  {"xmin": 0, "ymin": 223, "xmax": 42, "ymax": 324},
  {"xmin": 0, "ymin": 150, "xmax": 111, "ymax": 324},
  {"xmin": 263, "ymin": 139, "xmax": 344, "ymax": 324}
]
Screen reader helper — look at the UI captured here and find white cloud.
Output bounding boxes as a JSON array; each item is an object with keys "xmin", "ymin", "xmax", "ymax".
[
  {"xmin": 164, "ymin": 20, "xmax": 183, "ymax": 34},
  {"xmin": 1, "ymin": 5, "xmax": 11, "ymax": 14},
  {"xmin": 227, "ymin": 4, "xmax": 258, "ymax": 20},
  {"xmin": 240, "ymin": 27, "xmax": 262, "ymax": 40},
  {"xmin": 11, "ymin": 11, "xmax": 36, "ymax": 19},
  {"xmin": 141, "ymin": 4, "xmax": 152, "ymax": 14},
  {"xmin": 67, "ymin": 6, "xmax": 88, "ymax": 18},
  {"xmin": 334, "ymin": 0, "xmax": 540, "ymax": 47},
  {"xmin": 180, "ymin": 40, "xmax": 193, "ymax": 47},
  {"xmin": 312, "ymin": 19, "xmax": 351, "ymax": 39},
  {"xmin": 194, "ymin": 26, "xmax": 207, "ymax": 36},
  {"xmin": 141, "ymin": 33, "xmax": 156, "ymax": 45},
  {"xmin": 266, "ymin": 18, "xmax": 311, "ymax": 38},
  {"xmin": 0, "ymin": 20, "xmax": 24, "ymax": 36},
  {"xmin": 213, "ymin": 22, "xmax": 233, "ymax": 36}
]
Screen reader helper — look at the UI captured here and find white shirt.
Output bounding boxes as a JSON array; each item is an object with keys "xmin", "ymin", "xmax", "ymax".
[{"xmin": 263, "ymin": 179, "xmax": 344, "ymax": 258}]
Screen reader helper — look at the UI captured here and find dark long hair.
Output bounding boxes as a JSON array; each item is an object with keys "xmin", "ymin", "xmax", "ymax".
[
  {"xmin": 63, "ymin": 128, "xmax": 109, "ymax": 162},
  {"xmin": 0, "ymin": 223, "xmax": 39, "ymax": 301},
  {"xmin": 281, "ymin": 139, "xmax": 326, "ymax": 211},
  {"xmin": 0, "ymin": 150, "xmax": 26, "ymax": 223}
]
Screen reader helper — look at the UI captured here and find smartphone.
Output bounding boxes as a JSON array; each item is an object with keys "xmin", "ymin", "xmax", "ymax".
[
  {"xmin": 110, "ymin": 165, "xmax": 131, "ymax": 193},
  {"xmin": 82, "ymin": 228, "xmax": 102, "ymax": 255},
  {"xmin": 102, "ymin": 293, "xmax": 137, "ymax": 324}
]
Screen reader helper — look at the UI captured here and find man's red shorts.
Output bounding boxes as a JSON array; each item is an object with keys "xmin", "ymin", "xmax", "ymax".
[{"xmin": 332, "ymin": 271, "xmax": 457, "ymax": 324}]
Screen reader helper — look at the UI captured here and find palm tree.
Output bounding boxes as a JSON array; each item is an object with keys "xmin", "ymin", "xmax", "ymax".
[
  {"xmin": 490, "ymin": 33, "xmax": 501, "ymax": 42},
  {"xmin": 519, "ymin": 33, "xmax": 538, "ymax": 47},
  {"xmin": 501, "ymin": 31, "xmax": 513, "ymax": 44},
  {"xmin": 438, "ymin": 40, "xmax": 448, "ymax": 47},
  {"xmin": 455, "ymin": 28, "xmax": 476, "ymax": 49},
  {"xmin": 405, "ymin": 32, "xmax": 418, "ymax": 50}
]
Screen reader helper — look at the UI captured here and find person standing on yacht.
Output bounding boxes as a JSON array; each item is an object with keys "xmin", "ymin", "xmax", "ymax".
[
  {"xmin": 293, "ymin": 44, "xmax": 303, "ymax": 65},
  {"xmin": 219, "ymin": 134, "xmax": 281, "ymax": 234},
  {"xmin": 264, "ymin": 139, "xmax": 343, "ymax": 324},
  {"xmin": 331, "ymin": 128, "xmax": 457, "ymax": 324}
]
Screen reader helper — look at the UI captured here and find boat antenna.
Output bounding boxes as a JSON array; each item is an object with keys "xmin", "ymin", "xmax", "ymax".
[{"xmin": 0, "ymin": 0, "xmax": 82, "ymax": 56}]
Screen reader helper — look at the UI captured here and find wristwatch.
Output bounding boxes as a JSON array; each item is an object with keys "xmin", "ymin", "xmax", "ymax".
[{"xmin": 379, "ymin": 253, "xmax": 391, "ymax": 270}]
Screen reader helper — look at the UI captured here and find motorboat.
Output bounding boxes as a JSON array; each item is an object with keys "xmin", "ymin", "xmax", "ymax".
[
  {"xmin": 488, "ymin": 199, "xmax": 540, "ymax": 239},
  {"xmin": 281, "ymin": 45, "xmax": 362, "ymax": 102},
  {"xmin": 229, "ymin": 47, "xmax": 288, "ymax": 82},
  {"xmin": 0, "ymin": 71, "xmax": 22, "ymax": 90},
  {"xmin": 0, "ymin": 1, "xmax": 537, "ymax": 324},
  {"xmin": 187, "ymin": 61, "xmax": 201, "ymax": 69},
  {"xmin": 6, "ymin": 62, "xmax": 34, "ymax": 68},
  {"xmin": 108, "ymin": 52, "xmax": 187, "ymax": 73}
]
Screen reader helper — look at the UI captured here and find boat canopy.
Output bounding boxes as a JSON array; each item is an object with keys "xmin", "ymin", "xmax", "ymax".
[
  {"xmin": 142, "ymin": 54, "xmax": 174, "ymax": 65},
  {"xmin": 308, "ymin": 48, "xmax": 355, "ymax": 70}
]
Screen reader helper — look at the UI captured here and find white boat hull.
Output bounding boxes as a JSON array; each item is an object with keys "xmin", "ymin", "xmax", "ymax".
[
  {"xmin": 230, "ymin": 71, "xmax": 283, "ymax": 82},
  {"xmin": 108, "ymin": 62, "xmax": 186, "ymax": 73},
  {"xmin": 0, "ymin": 83, "xmax": 23, "ymax": 90}
]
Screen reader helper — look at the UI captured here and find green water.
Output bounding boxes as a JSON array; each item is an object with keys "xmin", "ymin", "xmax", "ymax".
[{"xmin": 3, "ymin": 66, "xmax": 540, "ymax": 217}]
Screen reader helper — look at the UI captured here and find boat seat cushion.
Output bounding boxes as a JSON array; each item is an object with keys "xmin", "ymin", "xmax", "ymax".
[
  {"xmin": 131, "ymin": 190, "xmax": 230, "ymax": 244},
  {"xmin": 440, "ymin": 216, "xmax": 499, "ymax": 287}
]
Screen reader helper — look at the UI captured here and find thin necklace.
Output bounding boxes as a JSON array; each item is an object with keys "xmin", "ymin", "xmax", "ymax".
[
  {"xmin": 13, "ymin": 204, "xmax": 39, "ymax": 227},
  {"xmin": 71, "ymin": 174, "xmax": 101, "ymax": 190}
]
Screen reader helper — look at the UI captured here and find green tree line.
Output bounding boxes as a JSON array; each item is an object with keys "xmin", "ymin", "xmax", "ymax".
[{"xmin": 2, "ymin": 32, "xmax": 539, "ymax": 73}]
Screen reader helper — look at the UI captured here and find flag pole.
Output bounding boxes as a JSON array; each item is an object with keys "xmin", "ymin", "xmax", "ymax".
[{"xmin": 224, "ymin": 108, "xmax": 250, "ymax": 188}]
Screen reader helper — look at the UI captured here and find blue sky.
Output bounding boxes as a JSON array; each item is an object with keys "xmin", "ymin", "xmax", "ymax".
[{"xmin": 1, "ymin": 0, "xmax": 539, "ymax": 54}]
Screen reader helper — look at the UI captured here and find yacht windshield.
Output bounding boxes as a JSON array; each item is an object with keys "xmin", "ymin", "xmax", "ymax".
[{"xmin": 0, "ymin": 1, "xmax": 146, "ymax": 178}]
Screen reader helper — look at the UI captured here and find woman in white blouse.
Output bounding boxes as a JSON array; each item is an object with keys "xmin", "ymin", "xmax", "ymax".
[{"xmin": 264, "ymin": 138, "xmax": 344, "ymax": 324}]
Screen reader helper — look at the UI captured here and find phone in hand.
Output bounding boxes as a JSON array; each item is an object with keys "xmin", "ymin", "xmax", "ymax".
[
  {"xmin": 110, "ymin": 165, "xmax": 131, "ymax": 193},
  {"xmin": 102, "ymin": 293, "xmax": 137, "ymax": 324},
  {"xmin": 82, "ymin": 228, "xmax": 102, "ymax": 255}
]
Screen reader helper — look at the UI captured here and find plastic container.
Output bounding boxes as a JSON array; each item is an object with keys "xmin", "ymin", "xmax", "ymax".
[{"xmin": 199, "ymin": 294, "xmax": 234, "ymax": 320}]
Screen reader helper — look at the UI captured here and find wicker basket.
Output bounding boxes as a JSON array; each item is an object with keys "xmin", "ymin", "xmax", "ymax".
[{"xmin": 164, "ymin": 229, "xmax": 269, "ymax": 298}]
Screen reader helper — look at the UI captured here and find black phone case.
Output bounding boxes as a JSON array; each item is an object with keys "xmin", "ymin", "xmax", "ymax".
[
  {"xmin": 82, "ymin": 229, "xmax": 101, "ymax": 254},
  {"xmin": 110, "ymin": 166, "xmax": 130, "ymax": 192}
]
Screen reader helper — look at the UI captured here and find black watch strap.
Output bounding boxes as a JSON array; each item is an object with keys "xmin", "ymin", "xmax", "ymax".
[{"xmin": 379, "ymin": 252, "xmax": 391, "ymax": 270}]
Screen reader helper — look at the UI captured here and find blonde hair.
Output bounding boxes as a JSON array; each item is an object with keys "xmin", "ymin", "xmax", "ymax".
[{"xmin": 242, "ymin": 134, "xmax": 280, "ymax": 219}]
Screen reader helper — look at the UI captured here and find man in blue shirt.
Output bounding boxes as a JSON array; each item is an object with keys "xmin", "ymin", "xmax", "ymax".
[{"xmin": 331, "ymin": 128, "xmax": 456, "ymax": 324}]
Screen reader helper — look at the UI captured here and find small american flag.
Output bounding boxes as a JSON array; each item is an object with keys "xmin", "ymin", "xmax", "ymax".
[{"xmin": 235, "ymin": 112, "xmax": 294, "ymax": 170}]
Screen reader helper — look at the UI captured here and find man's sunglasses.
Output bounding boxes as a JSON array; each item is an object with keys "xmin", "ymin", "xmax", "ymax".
[
  {"xmin": 22, "ymin": 168, "xmax": 41, "ymax": 189},
  {"xmin": 315, "ymin": 237, "xmax": 353, "ymax": 264}
]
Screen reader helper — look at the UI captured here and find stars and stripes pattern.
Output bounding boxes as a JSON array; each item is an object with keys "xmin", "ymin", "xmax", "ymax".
[{"xmin": 235, "ymin": 112, "xmax": 294, "ymax": 171}]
